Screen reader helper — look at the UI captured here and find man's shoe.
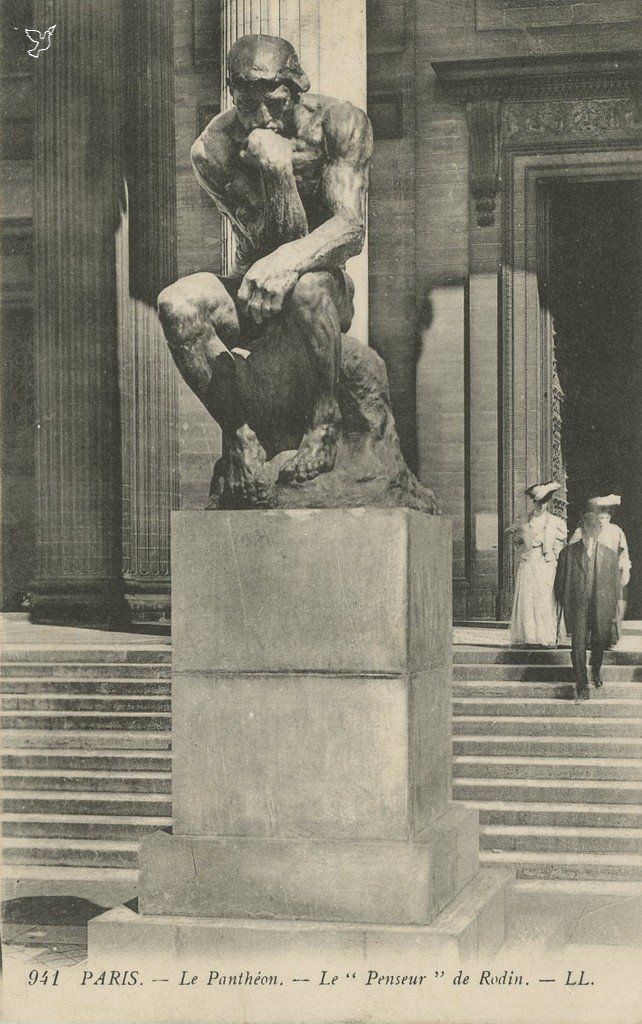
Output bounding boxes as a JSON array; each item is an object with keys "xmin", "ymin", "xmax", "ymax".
[
  {"xmin": 576, "ymin": 687, "xmax": 590, "ymax": 702},
  {"xmin": 592, "ymin": 673, "xmax": 603, "ymax": 689}
]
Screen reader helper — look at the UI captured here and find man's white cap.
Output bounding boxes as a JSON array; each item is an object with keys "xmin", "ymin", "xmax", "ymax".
[
  {"xmin": 525, "ymin": 480, "xmax": 561, "ymax": 503},
  {"xmin": 589, "ymin": 494, "xmax": 621, "ymax": 508}
]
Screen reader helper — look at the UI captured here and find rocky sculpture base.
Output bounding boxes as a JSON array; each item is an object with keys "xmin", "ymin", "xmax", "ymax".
[{"xmin": 207, "ymin": 336, "xmax": 437, "ymax": 512}]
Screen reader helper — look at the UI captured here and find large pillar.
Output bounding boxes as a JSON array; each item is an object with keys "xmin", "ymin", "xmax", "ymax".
[
  {"xmin": 117, "ymin": 0, "xmax": 179, "ymax": 627},
  {"xmin": 221, "ymin": 0, "xmax": 369, "ymax": 342},
  {"xmin": 31, "ymin": 0, "xmax": 126, "ymax": 626}
]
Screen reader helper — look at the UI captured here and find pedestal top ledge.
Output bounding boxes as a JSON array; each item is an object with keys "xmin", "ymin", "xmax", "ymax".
[{"xmin": 171, "ymin": 508, "xmax": 451, "ymax": 676}]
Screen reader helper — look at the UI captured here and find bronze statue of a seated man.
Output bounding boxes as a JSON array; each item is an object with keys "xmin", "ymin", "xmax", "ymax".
[{"xmin": 159, "ymin": 34, "xmax": 435, "ymax": 512}]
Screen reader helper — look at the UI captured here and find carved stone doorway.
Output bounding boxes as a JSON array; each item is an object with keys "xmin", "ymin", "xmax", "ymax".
[{"xmin": 501, "ymin": 152, "xmax": 642, "ymax": 617}]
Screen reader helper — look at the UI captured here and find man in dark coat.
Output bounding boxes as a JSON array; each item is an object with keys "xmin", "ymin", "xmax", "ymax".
[{"xmin": 554, "ymin": 512, "xmax": 620, "ymax": 700}]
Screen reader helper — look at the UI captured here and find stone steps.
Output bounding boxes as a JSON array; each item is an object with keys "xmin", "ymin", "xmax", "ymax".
[
  {"xmin": 1, "ymin": 767, "xmax": 171, "ymax": 793},
  {"xmin": 453, "ymin": 734, "xmax": 641, "ymax": 757},
  {"xmin": 453, "ymin": 715, "xmax": 640, "ymax": 737},
  {"xmin": 453, "ymin": 647, "xmax": 640, "ymax": 665},
  {"xmin": 1, "ymin": 747, "xmax": 172, "ymax": 772},
  {"xmin": 1, "ymin": 710, "xmax": 172, "ymax": 730},
  {"xmin": 454, "ymin": 695, "xmax": 642, "ymax": 718},
  {"xmin": 2, "ymin": 836, "xmax": 139, "ymax": 868},
  {"xmin": 0, "ymin": 648, "xmax": 170, "ymax": 664},
  {"xmin": 474, "ymin": 799, "xmax": 642, "ymax": 829},
  {"xmin": 2, "ymin": 728, "xmax": 171, "ymax": 749},
  {"xmin": 1, "ymin": 812, "xmax": 171, "ymax": 840},
  {"xmin": 1, "ymin": 677, "xmax": 171, "ymax": 694},
  {"xmin": 453, "ymin": 777, "xmax": 642, "ymax": 805},
  {"xmin": 453, "ymin": 679, "xmax": 641, "ymax": 698},
  {"xmin": 479, "ymin": 849, "xmax": 642, "ymax": 882},
  {"xmin": 454, "ymin": 664, "xmax": 642, "ymax": 681},
  {"xmin": 1, "ymin": 662, "xmax": 171, "ymax": 679},
  {"xmin": 453, "ymin": 641, "xmax": 642, "ymax": 881},
  {"xmin": 454, "ymin": 754, "xmax": 642, "ymax": 781},
  {"xmin": 1, "ymin": 788, "xmax": 172, "ymax": 816},
  {"xmin": 480, "ymin": 824, "xmax": 642, "ymax": 855},
  {"xmin": 1, "ymin": 693, "xmax": 171, "ymax": 712}
]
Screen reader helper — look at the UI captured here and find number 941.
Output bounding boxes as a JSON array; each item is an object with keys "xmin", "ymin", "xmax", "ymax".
[{"xmin": 28, "ymin": 969, "xmax": 59, "ymax": 986}]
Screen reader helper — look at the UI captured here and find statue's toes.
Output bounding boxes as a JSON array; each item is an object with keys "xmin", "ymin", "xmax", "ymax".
[{"xmin": 277, "ymin": 458, "xmax": 297, "ymax": 484}]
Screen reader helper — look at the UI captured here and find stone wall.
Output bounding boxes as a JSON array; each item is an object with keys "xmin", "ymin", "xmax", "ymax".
[{"xmin": 366, "ymin": 0, "xmax": 638, "ymax": 617}]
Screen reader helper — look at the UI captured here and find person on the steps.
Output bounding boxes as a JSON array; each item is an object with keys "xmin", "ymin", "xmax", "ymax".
[
  {"xmin": 554, "ymin": 511, "xmax": 621, "ymax": 700},
  {"xmin": 506, "ymin": 481, "xmax": 567, "ymax": 647},
  {"xmin": 569, "ymin": 494, "xmax": 631, "ymax": 642}
]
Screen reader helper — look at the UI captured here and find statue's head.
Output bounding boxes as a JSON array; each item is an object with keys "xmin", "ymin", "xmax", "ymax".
[{"xmin": 227, "ymin": 34, "xmax": 310, "ymax": 134}]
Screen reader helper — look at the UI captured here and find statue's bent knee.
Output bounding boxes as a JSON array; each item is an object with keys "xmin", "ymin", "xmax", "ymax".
[
  {"xmin": 158, "ymin": 273, "xmax": 227, "ymax": 343},
  {"xmin": 289, "ymin": 272, "xmax": 336, "ymax": 321}
]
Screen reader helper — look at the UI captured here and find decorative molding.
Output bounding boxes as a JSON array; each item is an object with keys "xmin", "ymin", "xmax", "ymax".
[
  {"xmin": 466, "ymin": 99, "xmax": 500, "ymax": 226},
  {"xmin": 432, "ymin": 51, "xmax": 641, "ymax": 227},
  {"xmin": 432, "ymin": 52, "xmax": 640, "ymax": 103},
  {"xmin": 503, "ymin": 97, "xmax": 640, "ymax": 140}
]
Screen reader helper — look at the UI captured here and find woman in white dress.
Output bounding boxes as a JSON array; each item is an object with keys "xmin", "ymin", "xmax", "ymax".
[{"xmin": 506, "ymin": 481, "xmax": 567, "ymax": 647}]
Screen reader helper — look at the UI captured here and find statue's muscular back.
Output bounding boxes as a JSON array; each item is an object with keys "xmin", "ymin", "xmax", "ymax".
[{"xmin": 192, "ymin": 93, "xmax": 369, "ymax": 275}]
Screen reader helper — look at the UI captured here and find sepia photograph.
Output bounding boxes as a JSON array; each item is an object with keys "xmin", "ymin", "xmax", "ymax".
[{"xmin": 0, "ymin": 1, "xmax": 640, "ymax": 1022}]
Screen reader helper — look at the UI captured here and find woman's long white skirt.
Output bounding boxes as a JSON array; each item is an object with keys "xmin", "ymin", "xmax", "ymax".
[{"xmin": 510, "ymin": 549, "xmax": 559, "ymax": 646}]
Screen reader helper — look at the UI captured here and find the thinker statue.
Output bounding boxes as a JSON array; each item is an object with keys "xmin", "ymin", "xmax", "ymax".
[{"xmin": 159, "ymin": 34, "xmax": 435, "ymax": 511}]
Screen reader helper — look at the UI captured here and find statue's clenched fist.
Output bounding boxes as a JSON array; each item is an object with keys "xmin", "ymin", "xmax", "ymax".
[
  {"xmin": 238, "ymin": 255, "xmax": 299, "ymax": 324},
  {"xmin": 240, "ymin": 129, "xmax": 294, "ymax": 172}
]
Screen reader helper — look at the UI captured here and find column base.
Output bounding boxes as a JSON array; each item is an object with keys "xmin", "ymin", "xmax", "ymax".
[
  {"xmin": 124, "ymin": 580, "xmax": 172, "ymax": 629},
  {"xmin": 29, "ymin": 580, "xmax": 129, "ymax": 629}
]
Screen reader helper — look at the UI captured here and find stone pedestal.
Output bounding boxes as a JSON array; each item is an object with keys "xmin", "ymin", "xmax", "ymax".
[{"xmin": 90, "ymin": 510, "xmax": 512, "ymax": 981}]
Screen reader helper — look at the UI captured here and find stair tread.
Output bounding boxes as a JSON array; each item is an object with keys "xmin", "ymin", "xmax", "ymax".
[
  {"xmin": 480, "ymin": 824, "xmax": 642, "ymax": 838},
  {"xmin": 1, "ymin": 788, "xmax": 170, "ymax": 801},
  {"xmin": 454, "ymin": 755, "xmax": 642, "ymax": 767},
  {"xmin": 514, "ymin": 878, "xmax": 642, "ymax": 895},
  {"xmin": 1, "ymin": 864, "xmax": 138, "ymax": 880},
  {"xmin": 454, "ymin": 777, "xmax": 642, "ymax": 789},
  {"xmin": 455, "ymin": 714, "xmax": 641, "ymax": 724},
  {"xmin": 481, "ymin": 849, "xmax": 642, "ymax": 865},
  {"xmin": 1, "ymin": 812, "xmax": 171, "ymax": 824},
  {"xmin": 455, "ymin": 734, "xmax": 640, "ymax": 743},
  {"xmin": 2, "ymin": 836, "xmax": 139, "ymax": 850},
  {"xmin": 1, "ymin": 692, "xmax": 169, "ymax": 699},
  {"xmin": 454, "ymin": 696, "xmax": 642, "ymax": 705},
  {"xmin": 1, "ymin": 710, "xmax": 171, "ymax": 717},
  {"xmin": 1, "ymin": 747, "xmax": 172, "ymax": 758},
  {"xmin": 1, "ymin": 768, "xmax": 170, "ymax": 779},
  {"xmin": 460, "ymin": 799, "xmax": 642, "ymax": 813}
]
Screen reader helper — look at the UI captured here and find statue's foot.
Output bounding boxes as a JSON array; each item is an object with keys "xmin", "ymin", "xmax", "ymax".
[
  {"xmin": 209, "ymin": 426, "xmax": 272, "ymax": 508},
  {"xmin": 279, "ymin": 424, "xmax": 338, "ymax": 484}
]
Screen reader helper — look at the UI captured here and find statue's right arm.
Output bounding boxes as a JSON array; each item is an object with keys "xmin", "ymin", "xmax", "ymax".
[{"xmin": 191, "ymin": 118, "xmax": 254, "ymax": 247}]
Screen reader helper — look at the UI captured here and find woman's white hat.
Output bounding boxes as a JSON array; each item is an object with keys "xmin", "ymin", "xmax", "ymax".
[
  {"xmin": 588, "ymin": 494, "xmax": 621, "ymax": 508},
  {"xmin": 525, "ymin": 480, "xmax": 561, "ymax": 503}
]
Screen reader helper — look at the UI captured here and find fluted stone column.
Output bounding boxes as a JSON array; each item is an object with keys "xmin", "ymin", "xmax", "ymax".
[
  {"xmin": 117, "ymin": 0, "xmax": 179, "ymax": 627},
  {"xmin": 221, "ymin": 0, "xmax": 369, "ymax": 342},
  {"xmin": 32, "ymin": 1, "xmax": 126, "ymax": 626}
]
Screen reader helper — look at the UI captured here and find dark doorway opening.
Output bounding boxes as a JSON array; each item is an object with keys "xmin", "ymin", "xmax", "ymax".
[{"xmin": 547, "ymin": 179, "xmax": 641, "ymax": 618}]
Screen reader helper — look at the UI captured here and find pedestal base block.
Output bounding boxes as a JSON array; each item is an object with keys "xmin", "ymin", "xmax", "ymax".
[
  {"xmin": 89, "ymin": 867, "xmax": 514, "ymax": 971},
  {"xmin": 139, "ymin": 805, "xmax": 479, "ymax": 926}
]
